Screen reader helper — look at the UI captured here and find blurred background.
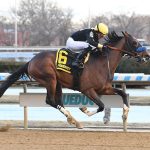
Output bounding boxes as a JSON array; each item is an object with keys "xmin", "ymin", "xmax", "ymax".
[{"xmin": 0, "ymin": 0, "xmax": 150, "ymax": 73}]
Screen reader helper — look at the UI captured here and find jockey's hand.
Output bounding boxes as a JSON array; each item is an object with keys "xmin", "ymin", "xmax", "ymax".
[{"xmin": 97, "ymin": 44, "xmax": 103, "ymax": 52}]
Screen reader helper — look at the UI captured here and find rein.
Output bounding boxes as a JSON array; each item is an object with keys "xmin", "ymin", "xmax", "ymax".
[{"xmin": 107, "ymin": 45, "xmax": 137, "ymax": 56}]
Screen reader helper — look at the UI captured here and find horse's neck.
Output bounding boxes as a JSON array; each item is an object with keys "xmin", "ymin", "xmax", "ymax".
[
  {"xmin": 87, "ymin": 41, "xmax": 123, "ymax": 77},
  {"xmin": 108, "ymin": 38, "xmax": 125, "ymax": 74},
  {"xmin": 109, "ymin": 50, "xmax": 122, "ymax": 74},
  {"xmin": 88, "ymin": 51, "xmax": 121, "ymax": 74}
]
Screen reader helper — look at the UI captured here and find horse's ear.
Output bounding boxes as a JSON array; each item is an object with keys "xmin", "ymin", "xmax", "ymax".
[
  {"xmin": 122, "ymin": 31, "xmax": 125, "ymax": 36},
  {"xmin": 125, "ymin": 31, "xmax": 129, "ymax": 35},
  {"xmin": 122, "ymin": 31, "xmax": 128, "ymax": 37}
]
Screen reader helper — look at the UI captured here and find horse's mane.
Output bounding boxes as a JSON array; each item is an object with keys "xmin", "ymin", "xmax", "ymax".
[{"xmin": 104, "ymin": 31, "xmax": 123, "ymax": 45}]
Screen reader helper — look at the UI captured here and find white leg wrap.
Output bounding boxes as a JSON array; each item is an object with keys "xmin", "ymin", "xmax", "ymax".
[
  {"xmin": 57, "ymin": 105, "xmax": 69, "ymax": 117},
  {"xmin": 85, "ymin": 110, "xmax": 97, "ymax": 116},
  {"xmin": 123, "ymin": 104, "xmax": 129, "ymax": 110}
]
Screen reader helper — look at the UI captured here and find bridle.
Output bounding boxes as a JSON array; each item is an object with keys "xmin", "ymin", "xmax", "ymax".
[
  {"xmin": 107, "ymin": 35, "xmax": 139, "ymax": 57},
  {"xmin": 105, "ymin": 32, "xmax": 149, "ymax": 65},
  {"xmin": 107, "ymin": 45, "xmax": 137, "ymax": 56},
  {"xmin": 102, "ymin": 31, "xmax": 149, "ymax": 80},
  {"xmin": 105, "ymin": 34, "xmax": 140, "ymax": 80}
]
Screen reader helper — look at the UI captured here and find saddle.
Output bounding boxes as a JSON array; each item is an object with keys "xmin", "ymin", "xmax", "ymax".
[{"xmin": 56, "ymin": 48, "xmax": 90, "ymax": 90}]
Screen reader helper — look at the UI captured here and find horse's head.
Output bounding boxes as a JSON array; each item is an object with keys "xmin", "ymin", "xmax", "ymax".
[
  {"xmin": 122, "ymin": 31, "xmax": 150, "ymax": 62},
  {"xmin": 105, "ymin": 31, "xmax": 150, "ymax": 62}
]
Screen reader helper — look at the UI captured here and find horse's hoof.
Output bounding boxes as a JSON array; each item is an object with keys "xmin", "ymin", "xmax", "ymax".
[
  {"xmin": 103, "ymin": 117, "xmax": 110, "ymax": 125},
  {"xmin": 76, "ymin": 122, "xmax": 83, "ymax": 129},
  {"xmin": 67, "ymin": 117, "xmax": 73, "ymax": 125},
  {"xmin": 79, "ymin": 107, "xmax": 87, "ymax": 112}
]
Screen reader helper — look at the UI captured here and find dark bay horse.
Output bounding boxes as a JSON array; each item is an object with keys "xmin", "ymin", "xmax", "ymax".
[{"xmin": 0, "ymin": 31, "xmax": 149, "ymax": 129}]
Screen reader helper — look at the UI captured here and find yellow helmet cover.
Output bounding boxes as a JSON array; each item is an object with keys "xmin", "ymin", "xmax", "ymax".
[{"xmin": 94, "ymin": 23, "xmax": 108, "ymax": 35}]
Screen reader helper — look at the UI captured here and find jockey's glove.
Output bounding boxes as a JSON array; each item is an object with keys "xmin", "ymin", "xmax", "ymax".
[
  {"xmin": 97, "ymin": 44, "xmax": 103, "ymax": 52},
  {"xmin": 98, "ymin": 43, "xmax": 103, "ymax": 49}
]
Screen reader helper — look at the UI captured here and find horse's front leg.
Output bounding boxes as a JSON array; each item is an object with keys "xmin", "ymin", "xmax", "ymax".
[
  {"xmin": 80, "ymin": 88, "xmax": 104, "ymax": 116},
  {"xmin": 113, "ymin": 88, "xmax": 129, "ymax": 132}
]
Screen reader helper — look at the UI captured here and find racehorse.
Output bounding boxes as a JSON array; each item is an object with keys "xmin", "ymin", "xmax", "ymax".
[{"xmin": 0, "ymin": 31, "xmax": 149, "ymax": 129}]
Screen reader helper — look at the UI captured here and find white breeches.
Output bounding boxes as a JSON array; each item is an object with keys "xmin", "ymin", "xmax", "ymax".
[{"xmin": 66, "ymin": 37, "xmax": 89, "ymax": 51}]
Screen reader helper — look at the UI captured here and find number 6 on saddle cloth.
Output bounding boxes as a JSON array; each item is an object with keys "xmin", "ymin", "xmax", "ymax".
[{"xmin": 56, "ymin": 48, "xmax": 90, "ymax": 74}]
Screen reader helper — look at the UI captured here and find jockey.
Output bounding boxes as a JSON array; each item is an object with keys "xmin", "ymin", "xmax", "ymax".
[{"xmin": 66, "ymin": 23, "xmax": 109, "ymax": 69}]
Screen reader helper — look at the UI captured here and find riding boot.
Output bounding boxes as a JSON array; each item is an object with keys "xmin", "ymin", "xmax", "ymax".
[{"xmin": 72, "ymin": 46, "xmax": 92, "ymax": 69}]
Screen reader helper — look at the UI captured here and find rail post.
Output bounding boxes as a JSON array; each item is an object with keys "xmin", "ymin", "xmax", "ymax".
[
  {"xmin": 121, "ymin": 82, "xmax": 128, "ymax": 132},
  {"xmin": 121, "ymin": 83, "xmax": 126, "ymax": 92},
  {"xmin": 23, "ymin": 84, "xmax": 28, "ymax": 129}
]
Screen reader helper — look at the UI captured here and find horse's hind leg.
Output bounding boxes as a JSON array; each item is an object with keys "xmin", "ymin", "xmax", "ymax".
[
  {"xmin": 80, "ymin": 88, "xmax": 104, "ymax": 116},
  {"xmin": 56, "ymin": 82, "xmax": 83, "ymax": 129},
  {"xmin": 46, "ymin": 81, "xmax": 83, "ymax": 129}
]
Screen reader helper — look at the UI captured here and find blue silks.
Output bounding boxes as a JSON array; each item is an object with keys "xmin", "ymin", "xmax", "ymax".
[{"xmin": 136, "ymin": 46, "xmax": 147, "ymax": 52}]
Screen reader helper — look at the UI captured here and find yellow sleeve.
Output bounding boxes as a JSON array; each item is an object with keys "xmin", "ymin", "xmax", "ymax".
[{"xmin": 98, "ymin": 43, "xmax": 103, "ymax": 49}]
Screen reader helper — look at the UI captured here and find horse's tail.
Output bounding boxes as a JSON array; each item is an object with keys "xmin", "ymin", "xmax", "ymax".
[{"xmin": 0, "ymin": 62, "xmax": 29, "ymax": 97}]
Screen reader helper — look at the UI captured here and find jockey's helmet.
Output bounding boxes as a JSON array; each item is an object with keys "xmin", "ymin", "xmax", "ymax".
[{"xmin": 94, "ymin": 23, "xmax": 108, "ymax": 35}]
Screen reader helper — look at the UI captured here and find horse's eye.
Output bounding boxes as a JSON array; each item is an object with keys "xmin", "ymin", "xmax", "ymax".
[{"xmin": 133, "ymin": 41, "xmax": 138, "ymax": 47}]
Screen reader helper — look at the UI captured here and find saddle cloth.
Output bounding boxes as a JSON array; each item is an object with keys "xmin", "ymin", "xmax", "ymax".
[{"xmin": 55, "ymin": 48, "xmax": 89, "ymax": 74}]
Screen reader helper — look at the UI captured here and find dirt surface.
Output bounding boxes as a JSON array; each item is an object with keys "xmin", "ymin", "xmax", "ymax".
[{"xmin": 0, "ymin": 129, "xmax": 149, "ymax": 150}]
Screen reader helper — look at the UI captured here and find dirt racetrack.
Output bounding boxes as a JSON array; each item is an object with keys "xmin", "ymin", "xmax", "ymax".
[{"xmin": 0, "ymin": 129, "xmax": 150, "ymax": 150}]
